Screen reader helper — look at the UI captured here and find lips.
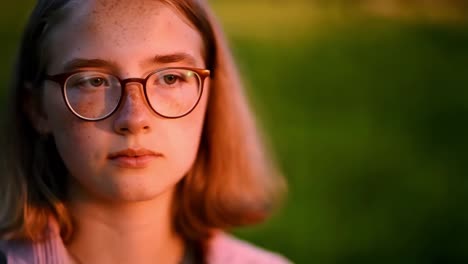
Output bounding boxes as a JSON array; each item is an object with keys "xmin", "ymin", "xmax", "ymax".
[{"xmin": 108, "ymin": 148, "xmax": 162, "ymax": 168}]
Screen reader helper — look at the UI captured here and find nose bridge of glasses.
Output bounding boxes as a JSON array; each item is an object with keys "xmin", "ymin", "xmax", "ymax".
[
  {"xmin": 118, "ymin": 77, "xmax": 151, "ymax": 109},
  {"xmin": 121, "ymin": 78, "xmax": 146, "ymax": 88},
  {"xmin": 120, "ymin": 77, "xmax": 148, "ymax": 98}
]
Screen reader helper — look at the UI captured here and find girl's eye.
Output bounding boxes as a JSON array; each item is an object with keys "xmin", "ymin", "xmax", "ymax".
[
  {"xmin": 89, "ymin": 77, "xmax": 106, "ymax": 87},
  {"xmin": 162, "ymin": 74, "xmax": 179, "ymax": 85}
]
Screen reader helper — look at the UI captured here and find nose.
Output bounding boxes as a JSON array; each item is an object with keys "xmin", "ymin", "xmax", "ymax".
[{"xmin": 113, "ymin": 82, "xmax": 152, "ymax": 135}]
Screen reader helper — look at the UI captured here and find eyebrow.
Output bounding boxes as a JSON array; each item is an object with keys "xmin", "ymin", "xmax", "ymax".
[
  {"xmin": 62, "ymin": 52, "xmax": 199, "ymax": 73},
  {"xmin": 144, "ymin": 52, "xmax": 199, "ymax": 68},
  {"xmin": 63, "ymin": 58, "xmax": 120, "ymax": 72}
]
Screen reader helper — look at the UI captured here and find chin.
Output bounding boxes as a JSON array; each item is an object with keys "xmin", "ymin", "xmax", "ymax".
[
  {"xmin": 97, "ymin": 171, "xmax": 182, "ymax": 203},
  {"xmin": 69, "ymin": 161, "xmax": 191, "ymax": 204}
]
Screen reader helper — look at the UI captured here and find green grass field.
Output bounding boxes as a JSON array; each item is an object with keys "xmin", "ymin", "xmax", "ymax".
[
  {"xmin": 2, "ymin": 2, "xmax": 468, "ymax": 263},
  {"xmin": 212, "ymin": 3, "xmax": 468, "ymax": 263}
]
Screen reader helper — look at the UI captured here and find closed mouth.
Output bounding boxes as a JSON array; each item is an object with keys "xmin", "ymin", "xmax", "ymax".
[
  {"xmin": 108, "ymin": 148, "xmax": 163, "ymax": 168},
  {"xmin": 108, "ymin": 148, "xmax": 162, "ymax": 159}
]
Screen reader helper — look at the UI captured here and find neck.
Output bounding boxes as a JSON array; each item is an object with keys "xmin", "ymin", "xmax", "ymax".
[{"xmin": 65, "ymin": 186, "xmax": 184, "ymax": 264}]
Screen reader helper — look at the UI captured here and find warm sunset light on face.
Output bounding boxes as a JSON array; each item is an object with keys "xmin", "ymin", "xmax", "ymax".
[{"xmin": 40, "ymin": 1, "xmax": 209, "ymax": 202}]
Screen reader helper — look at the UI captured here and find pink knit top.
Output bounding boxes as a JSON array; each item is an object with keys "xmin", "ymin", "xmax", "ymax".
[{"xmin": 0, "ymin": 229, "xmax": 291, "ymax": 264}]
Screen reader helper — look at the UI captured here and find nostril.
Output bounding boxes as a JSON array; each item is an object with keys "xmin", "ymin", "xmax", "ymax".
[{"xmin": 143, "ymin": 126, "xmax": 150, "ymax": 130}]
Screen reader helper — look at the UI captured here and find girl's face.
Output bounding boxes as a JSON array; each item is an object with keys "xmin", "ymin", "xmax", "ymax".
[{"xmin": 37, "ymin": 0, "xmax": 209, "ymax": 202}]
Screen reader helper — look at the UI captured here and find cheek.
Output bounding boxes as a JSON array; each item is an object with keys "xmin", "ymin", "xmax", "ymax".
[
  {"xmin": 163, "ymin": 83, "xmax": 209, "ymax": 171},
  {"xmin": 42, "ymin": 86, "xmax": 108, "ymax": 173},
  {"xmin": 53, "ymin": 120, "xmax": 108, "ymax": 178},
  {"xmin": 55, "ymin": 124, "xmax": 104, "ymax": 158}
]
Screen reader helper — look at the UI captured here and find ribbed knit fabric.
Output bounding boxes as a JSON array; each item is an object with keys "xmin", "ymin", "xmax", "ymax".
[
  {"xmin": 0, "ymin": 230, "xmax": 291, "ymax": 264},
  {"xmin": 0, "ymin": 223, "xmax": 71, "ymax": 264},
  {"xmin": 208, "ymin": 233, "xmax": 292, "ymax": 264}
]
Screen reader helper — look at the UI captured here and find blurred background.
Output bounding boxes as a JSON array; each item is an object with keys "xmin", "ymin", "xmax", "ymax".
[{"xmin": 2, "ymin": 1, "xmax": 468, "ymax": 263}]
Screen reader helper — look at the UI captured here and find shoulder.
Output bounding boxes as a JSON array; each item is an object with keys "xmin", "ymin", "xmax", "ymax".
[
  {"xmin": 0, "ymin": 241, "xmax": 6, "ymax": 264},
  {"xmin": 0, "ymin": 235, "xmax": 69, "ymax": 264},
  {"xmin": 0, "ymin": 239, "xmax": 35, "ymax": 264},
  {"xmin": 207, "ymin": 232, "xmax": 292, "ymax": 264}
]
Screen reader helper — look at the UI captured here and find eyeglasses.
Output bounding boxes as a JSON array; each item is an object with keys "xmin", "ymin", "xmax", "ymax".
[{"xmin": 45, "ymin": 67, "xmax": 210, "ymax": 121}]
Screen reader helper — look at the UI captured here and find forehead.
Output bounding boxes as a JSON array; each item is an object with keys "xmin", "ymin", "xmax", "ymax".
[
  {"xmin": 74, "ymin": 0, "xmax": 169, "ymax": 35},
  {"xmin": 46, "ymin": 0, "xmax": 205, "ymax": 73}
]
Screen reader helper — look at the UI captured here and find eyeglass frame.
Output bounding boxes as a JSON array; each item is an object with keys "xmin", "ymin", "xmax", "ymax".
[{"xmin": 44, "ymin": 66, "xmax": 211, "ymax": 121}]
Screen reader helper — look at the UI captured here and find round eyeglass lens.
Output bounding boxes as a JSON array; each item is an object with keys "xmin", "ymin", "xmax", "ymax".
[
  {"xmin": 146, "ymin": 69, "xmax": 202, "ymax": 117},
  {"xmin": 64, "ymin": 71, "xmax": 121, "ymax": 120}
]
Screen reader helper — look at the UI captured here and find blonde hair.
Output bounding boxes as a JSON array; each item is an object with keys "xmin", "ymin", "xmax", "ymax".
[{"xmin": 0, "ymin": 0, "xmax": 285, "ymax": 248}]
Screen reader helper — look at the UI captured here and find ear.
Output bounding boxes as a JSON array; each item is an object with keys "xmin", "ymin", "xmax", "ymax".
[{"xmin": 23, "ymin": 81, "xmax": 51, "ymax": 135}]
